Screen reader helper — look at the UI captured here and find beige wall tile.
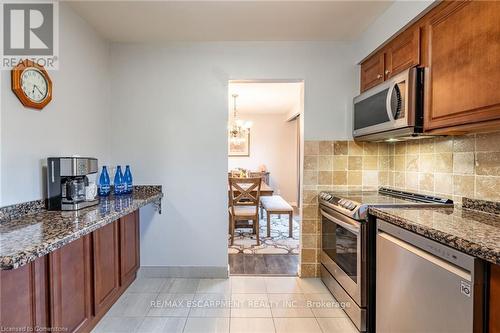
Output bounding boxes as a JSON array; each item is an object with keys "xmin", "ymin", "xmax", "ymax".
[
  {"xmin": 419, "ymin": 139, "xmax": 434, "ymax": 154},
  {"xmin": 453, "ymin": 135, "xmax": 475, "ymax": 152},
  {"xmin": 333, "ymin": 156, "xmax": 348, "ymax": 171},
  {"xmin": 394, "ymin": 142, "xmax": 406, "ymax": 155},
  {"xmin": 378, "ymin": 156, "xmax": 390, "ymax": 170},
  {"xmin": 406, "ymin": 141, "xmax": 420, "ymax": 155},
  {"xmin": 363, "ymin": 142, "xmax": 378, "ymax": 155},
  {"xmin": 419, "ymin": 173, "xmax": 434, "ymax": 192},
  {"xmin": 333, "ymin": 171, "xmax": 347, "ymax": 185},
  {"xmin": 406, "ymin": 172, "xmax": 419, "ymax": 190},
  {"xmin": 394, "ymin": 172, "xmax": 405, "ymax": 188},
  {"xmin": 304, "ymin": 156, "xmax": 318, "ymax": 171},
  {"xmin": 301, "ymin": 249, "xmax": 316, "ymax": 263},
  {"xmin": 303, "ymin": 171, "xmax": 318, "ymax": 186},
  {"xmin": 333, "ymin": 141, "xmax": 348, "ymax": 155},
  {"xmin": 362, "ymin": 171, "xmax": 378, "ymax": 187},
  {"xmin": 348, "ymin": 171, "xmax": 362, "ymax": 186},
  {"xmin": 453, "ymin": 152, "xmax": 475, "ymax": 175},
  {"xmin": 420, "ymin": 154, "xmax": 435, "ymax": 173},
  {"xmin": 378, "ymin": 143, "xmax": 390, "ymax": 155},
  {"xmin": 453, "ymin": 175, "xmax": 474, "ymax": 197},
  {"xmin": 476, "ymin": 132, "xmax": 500, "ymax": 152},
  {"xmin": 378, "ymin": 171, "xmax": 389, "ymax": 186},
  {"xmin": 394, "ymin": 155, "xmax": 405, "ymax": 171},
  {"xmin": 434, "ymin": 173, "xmax": 453, "ymax": 195},
  {"xmin": 348, "ymin": 141, "xmax": 363, "ymax": 155},
  {"xmin": 304, "ymin": 141, "xmax": 319, "ymax": 156},
  {"xmin": 476, "ymin": 152, "xmax": 500, "ymax": 176},
  {"xmin": 302, "ymin": 205, "xmax": 318, "ymax": 219},
  {"xmin": 300, "ymin": 264, "xmax": 317, "ymax": 278},
  {"xmin": 406, "ymin": 154, "xmax": 419, "ymax": 172},
  {"xmin": 319, "ymin": 141, "xmax": 333, "ymax": 155},
  {"xmin": 318, "ymin": 156, "xmax": 333, "ymax": 171},
  {"xmin": 301, "ymin": 219, "xmax": 318, "ymax": 233},
  {"xmin": 476, "ymin": 176, "xmax": 500, "ymax": 201},
  {"xmin": 318, "ymin": 171, "xmax": 333, "ymax": 185},
  {"xmin": 302, "ymin": 234, "xmax": 317, "ymax": 249},
  {"xmin": 434, "ymin": 137, "xmax": 453, "ymax": 153},
  {"xmin": 434, "ymin": 153, "xmax": 453, "ymax": 173},
  {"xmin": 302, "ymin": 190, "xmax": 318, "ymax": 204},
  {"xmin": 363, "ymin": 156, "xmax": 379, "ymax": 170},
  {"xmin": 348, "ymin": 156, "xmax": 362, "ymax": 170}
]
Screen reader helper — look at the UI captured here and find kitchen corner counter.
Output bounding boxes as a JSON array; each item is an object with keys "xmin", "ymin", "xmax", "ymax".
[
  {"xmin": 369, "ymin": 204, "xmax": 500, "ymax": 265},
  {"xmin": 0, "ymin": 185, "xmax": 163, "ymax": 270}
]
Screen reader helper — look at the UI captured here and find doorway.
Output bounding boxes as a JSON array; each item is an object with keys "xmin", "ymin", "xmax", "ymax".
[{"xmin": 227, "ymin": 80, "xmax": 304, "ymax": 275}]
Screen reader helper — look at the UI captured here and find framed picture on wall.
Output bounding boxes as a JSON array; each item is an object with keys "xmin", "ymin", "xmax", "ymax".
[{"xmin": 228, "ymin": 131, "xmax": 250, "ymax": 157}]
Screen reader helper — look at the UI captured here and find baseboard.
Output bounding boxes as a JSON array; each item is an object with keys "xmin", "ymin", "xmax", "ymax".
[{"xmin": 138, "ymin": 265, "xmax": 229, "ymax": 278}]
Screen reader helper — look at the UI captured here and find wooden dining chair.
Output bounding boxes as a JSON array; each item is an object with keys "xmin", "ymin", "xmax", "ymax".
[{"xmin": 228, "ymin": 177, "xmax": 262, "ymax": 246}]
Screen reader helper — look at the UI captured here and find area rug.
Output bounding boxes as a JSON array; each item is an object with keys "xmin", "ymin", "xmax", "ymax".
[{"xmin": 228, "ymin": 214, "xmax": 300, "ymax": 255}]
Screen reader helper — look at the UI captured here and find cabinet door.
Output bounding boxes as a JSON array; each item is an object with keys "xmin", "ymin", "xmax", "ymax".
[
  {"xmin": 49, "ymin": 235, "xmax": 93, "ymax": 333},
  {"xmin": 0, "ymin": 257, "xmax": 49, "ymax": 329},
  {"xmin": 120, "ymin": 211, "xmax": 140, "ymax": 286},
  {"xmin": 386, "ymin": 26, "xmax": 420, "ymax": 78},
  {"xmin": 424, "ymin": 1, "xmax": 500, "ymax": 132},
  {"xmin": 360, "ymin": 51, "xmax": 385, "ymax": 92},
  {"xmin": 93, "ymin": 220, "xmax": 121, "ymax": 316}
]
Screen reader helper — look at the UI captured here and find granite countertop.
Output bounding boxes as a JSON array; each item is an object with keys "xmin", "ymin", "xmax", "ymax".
[
  {"xmin": 0, "ymin": 186, "xmax": 163, "ymax": 270},
  {"xmin": 369, "ymin": 200, "xmax": 500, "ymax": 265}
]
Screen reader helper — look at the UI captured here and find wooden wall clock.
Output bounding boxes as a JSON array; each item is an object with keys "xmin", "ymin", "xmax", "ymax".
[{"xmin": 11, "ymin": 59, "xmax": 53, "ymax": 110}]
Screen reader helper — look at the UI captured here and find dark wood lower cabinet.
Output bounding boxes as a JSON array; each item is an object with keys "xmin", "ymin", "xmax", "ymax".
[
  {"xmin": 490, "ymin": 264, "xmax": 500, "ymax": 333},
  {"xmin": 93, "ymin": 220, "xmax": 121, "ymax": 317},
  {"xmin": 0, "ymin": 256, "xmax": 49, "ymax": 330},
  {"xmin": 120, "ymin": 210, "xmax": 140, "ymax": 287},
  {"xmin": 0, "ymin": 211, "xmax": 141, "ymax": 333},
  {"xmin": 49, "ymin": 235, "xmax": 93, "ymax": 333}
]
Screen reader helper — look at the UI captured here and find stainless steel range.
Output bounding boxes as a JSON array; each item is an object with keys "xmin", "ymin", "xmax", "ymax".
[{"xmin": 318, "ymin": 187, "xmax": 453, "ymax": 332}]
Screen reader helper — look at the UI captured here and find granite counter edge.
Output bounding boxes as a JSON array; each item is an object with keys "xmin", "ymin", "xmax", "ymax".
[
  {"xmin": 0, "ymin": 193, "xmax": 163, "ymax": 270},
  {"xmin": 369, "ymin": 207, "xmax": 500, "ymax": 265}
]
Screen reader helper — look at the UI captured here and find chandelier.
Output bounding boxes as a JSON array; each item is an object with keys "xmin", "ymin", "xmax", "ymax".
[{"xmin": 228, "ymin": 94, "xmax": 252, "ymax": 144}]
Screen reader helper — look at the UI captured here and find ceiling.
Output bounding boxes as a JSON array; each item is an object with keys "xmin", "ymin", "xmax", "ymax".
[
  {"xmin": 68, "ymin": 1, "xmax": 393, "ymax": 42},
  {"xmin": 228, "ymin": 81, "xmax": 303, "ymax": 115}
]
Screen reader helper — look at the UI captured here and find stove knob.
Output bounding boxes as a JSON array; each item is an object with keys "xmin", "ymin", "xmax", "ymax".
[
  {"xmin": 349, "ymin": 203, "xmax": 356, "ymax": 210},
  {"xmin": 325, "ymin": 194, "xmax": 333, "ymax": 201}
]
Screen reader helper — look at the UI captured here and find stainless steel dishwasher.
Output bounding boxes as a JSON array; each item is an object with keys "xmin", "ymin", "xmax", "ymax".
[{"xmin": 376, "ymin": 219, "xmax": 484, "ymax": 333}]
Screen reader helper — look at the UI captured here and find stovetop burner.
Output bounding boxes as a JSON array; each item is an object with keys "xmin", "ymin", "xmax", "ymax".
[{"xmin": 319, "ymin": 187, "xmax": 453, "ymax": 221}]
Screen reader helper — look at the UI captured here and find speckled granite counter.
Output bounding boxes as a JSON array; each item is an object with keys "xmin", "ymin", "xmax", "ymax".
[
  {"xmin": 0, "ymin": 186, "xmax": 163, "ymax": 270},
  {"xmin": 369, "ymin": 203, "xmax": 500, "ymax": 265}
]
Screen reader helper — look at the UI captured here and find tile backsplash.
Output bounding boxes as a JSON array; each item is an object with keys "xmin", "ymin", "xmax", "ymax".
[{"xmin": 299, "ymin": 131, "xmax": 500, "ymax": 277}]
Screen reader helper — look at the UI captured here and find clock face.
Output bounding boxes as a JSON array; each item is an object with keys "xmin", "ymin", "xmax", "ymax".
[{"xmin": 20, "ymin": 68, "xmax": 48, "ymax": 103}]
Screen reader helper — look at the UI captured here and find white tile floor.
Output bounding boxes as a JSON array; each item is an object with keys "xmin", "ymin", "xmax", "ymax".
[{"xmin": 92, "ymin": 276, "xmax": 358, "ymax": 333}]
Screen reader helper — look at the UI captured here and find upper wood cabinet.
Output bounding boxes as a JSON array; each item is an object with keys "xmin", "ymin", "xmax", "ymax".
[
  {"xmin": 360, "ymin": 26, "xmax": 420, "ymax": 93},
  {"xmin": 385, "ymin": 27, "xmax": 420, "ymax": 79},
  {"xmin": 423, "ymin": 1, "xmax": 500, "ymax": 133},
  {"xmin": 360, "ymin": 51, "xmax": 385, "ymax": 92}
]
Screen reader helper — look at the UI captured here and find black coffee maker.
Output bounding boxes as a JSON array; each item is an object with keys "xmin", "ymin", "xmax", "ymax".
[{"xmin": 47, "ymin": 157, "xmax": 99, "ymax": 211}]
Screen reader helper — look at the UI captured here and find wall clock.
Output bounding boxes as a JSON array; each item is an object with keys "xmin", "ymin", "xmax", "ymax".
[{"xmin": 11, "ymin": 59, "xmax": 53, "ymax": 110}]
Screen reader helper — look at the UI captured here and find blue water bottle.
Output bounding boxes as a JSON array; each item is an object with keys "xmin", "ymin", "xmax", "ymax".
[
  {"xmin": 124, "ymin": 165, "xmax": 133, "ymax": 194},
  {"xmin": 98, "ymin": 166, "xmax": 111, "ymax": 196},
  {"xmin": 114, "ymin": 166, "xmax": 125, "ymax": 195}
]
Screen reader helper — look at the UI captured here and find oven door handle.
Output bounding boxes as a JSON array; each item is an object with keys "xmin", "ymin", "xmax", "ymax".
[{"xmin": 321, "ymin": 209, "xmax": 360, "ymax": 235}]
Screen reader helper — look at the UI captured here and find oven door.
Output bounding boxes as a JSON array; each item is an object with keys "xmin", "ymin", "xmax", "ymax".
[
  {"xmin": 321, "ymin": 207, "xmax": 366, "ymax": 307},
  {"xmin": 353, "ymin": 68, "xmax": 415, "ymax": 138}
]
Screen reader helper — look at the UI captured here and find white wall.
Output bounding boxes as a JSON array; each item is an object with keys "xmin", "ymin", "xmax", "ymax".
[
  {"xmin": 228, "ymin": 113, "xmax": 298, "ymax": 204},
  {"xmin": 109, "ymin": 42, "xmax": 357, "ymax": 269},
  {"xmin": 0, "ymin": 3, "xmax": 111, "ymax": 206},
  {"xmin": 353, "ymin": 0, "xmax": 435, "ymax": 63}
]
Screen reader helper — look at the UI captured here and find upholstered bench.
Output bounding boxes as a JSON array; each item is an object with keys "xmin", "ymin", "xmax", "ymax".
[{"xmin": 260, "ymin": 195, "xmax": 294, "ymax": 238}]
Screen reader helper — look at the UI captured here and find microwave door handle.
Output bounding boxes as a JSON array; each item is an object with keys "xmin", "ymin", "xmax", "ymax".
[
  {"xmin": 321, "ymin": 210, "xmax": 360, "ymax": 234},
  {"xmin": 386, "ymin": 81, "xmax": 396, "ymax": 122}
]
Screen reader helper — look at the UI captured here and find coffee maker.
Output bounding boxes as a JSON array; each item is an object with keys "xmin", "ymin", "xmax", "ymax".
[{"xmin": 47, "ymin": 157, "xmax": 99, "ymax": 211}]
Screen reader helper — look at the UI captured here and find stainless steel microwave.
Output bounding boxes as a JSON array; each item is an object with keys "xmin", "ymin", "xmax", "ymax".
[{"xmin": 353, "ymin": 67, "xmax": 424, "ymax": 141}]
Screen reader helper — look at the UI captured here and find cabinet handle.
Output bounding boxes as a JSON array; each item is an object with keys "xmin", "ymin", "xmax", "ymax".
[
  {"xmin": 377, "ymin": 74, "xmax": 382, "ymax": 79},
  {"xmin": 385, "ymin": 70, "xmax": 390, "ymax": 75}
]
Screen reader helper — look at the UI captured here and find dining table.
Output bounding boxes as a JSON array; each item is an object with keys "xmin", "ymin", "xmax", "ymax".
[{"xmin": 227, "ymin": 181, "xmax": 274, "ymax": 197}]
